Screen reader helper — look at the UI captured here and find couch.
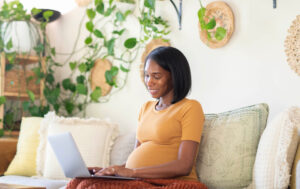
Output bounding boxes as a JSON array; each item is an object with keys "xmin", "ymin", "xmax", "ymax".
[{"xmin": 0, "ymin": 103, "xmax": 299, "ymax": 189}]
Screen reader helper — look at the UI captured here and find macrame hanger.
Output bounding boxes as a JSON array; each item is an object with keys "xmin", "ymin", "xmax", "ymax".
[{"xmin": 170, "ymin": 0, "xmax": 183, "ymax": 30}]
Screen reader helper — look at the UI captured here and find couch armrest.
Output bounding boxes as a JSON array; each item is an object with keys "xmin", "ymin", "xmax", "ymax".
[{"xmin": 0, "ymin": 137, "xmax": 18, "ymax": 175}]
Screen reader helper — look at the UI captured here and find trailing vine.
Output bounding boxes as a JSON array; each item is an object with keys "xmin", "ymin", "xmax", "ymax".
[{"xmin": 0, "ymin": 0, "xmax": 170, "ymax": 135}]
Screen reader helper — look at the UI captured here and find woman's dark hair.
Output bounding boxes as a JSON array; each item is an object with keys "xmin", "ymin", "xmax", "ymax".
[{"xmin": 145, "ymin": 46, "xmax": 192, "ymax": 104}]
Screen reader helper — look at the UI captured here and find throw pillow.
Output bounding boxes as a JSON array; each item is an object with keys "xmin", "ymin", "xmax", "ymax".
[
  {"xmin": 36, "ymin": 112, "xmax": 119, "ymax": 179},
  {"xmin": 110, "ymin": 132, "xmax": 136, "ymax": 166},
  {"xmin": 196, "ymin": 103, "xmax": 269, "ymax": 189},
  {"xmin": 290, "ymin": 142, "xmax": 300, "ymax": 189},
  {"xmin": 4, "ymin": 117, "xmax": 43, "ymax": 176},
  {"xmin": 251, "ymin": 107, "xmax": 300, "ymax": 189}
]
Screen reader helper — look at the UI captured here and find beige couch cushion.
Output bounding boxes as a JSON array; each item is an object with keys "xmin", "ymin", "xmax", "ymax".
[
  {"xmin": 196, "ymin": 103, "xmax": 269, "ymax": 189},
  {"xmin": 36, "ymin": 112, "xmax": 119, "ymax": 179}
]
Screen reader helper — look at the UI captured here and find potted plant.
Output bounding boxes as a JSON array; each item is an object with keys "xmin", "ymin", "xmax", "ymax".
[{"xmin": 0, "ymin": 0, "xmax": 41, "ymax": 54}]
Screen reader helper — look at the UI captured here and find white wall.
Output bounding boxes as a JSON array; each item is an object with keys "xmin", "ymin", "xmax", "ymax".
[{"xmin": 26, "ymin": 0, "xmax": 300, "ymax": 133}]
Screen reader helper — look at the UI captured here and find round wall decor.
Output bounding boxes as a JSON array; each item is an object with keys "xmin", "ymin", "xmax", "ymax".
[
  {"xmin": 90, "ymin": 59, "xmax": 112, "ymax": 96},
  {"xmin": 198, "ymin": 1, "xmax": 234, "ymax": 48},
  {"xmin": 75, "ymin": 0, "xmax": 92, "ymax": 7},
  {"xmin": 285, "ymin": 15, "xmax": 300, "ymax": 76},
  {"xmin": 140, "ymin": 38, "xmax": 170, "ymax": 83}
]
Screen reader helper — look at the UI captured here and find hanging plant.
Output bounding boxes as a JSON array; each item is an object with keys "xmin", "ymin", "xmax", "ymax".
[{"xmin": 197, "ymin": 1, "xmax": 234, "ymax": 48}]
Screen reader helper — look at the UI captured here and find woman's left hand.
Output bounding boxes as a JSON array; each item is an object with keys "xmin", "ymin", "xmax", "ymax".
[{"xmin": 95, "ymin": 165, "xmax": 135, "ymax": 177}]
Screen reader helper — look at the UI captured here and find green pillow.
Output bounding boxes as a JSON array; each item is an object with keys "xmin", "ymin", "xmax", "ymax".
[{"xmin": 196, "ymin": 103, "xmax": 269, "ymax": 189}]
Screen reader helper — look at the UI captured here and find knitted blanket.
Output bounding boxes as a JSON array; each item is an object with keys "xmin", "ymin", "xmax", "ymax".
[{"xmin": 66, "ymin": 178, "xmax": 208, "ymax": 189}]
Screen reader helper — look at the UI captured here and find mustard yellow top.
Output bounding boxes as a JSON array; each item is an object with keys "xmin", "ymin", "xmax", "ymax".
[{"xmin": 126, "ymin": 98, "xmax": 205, "ymax": 181}]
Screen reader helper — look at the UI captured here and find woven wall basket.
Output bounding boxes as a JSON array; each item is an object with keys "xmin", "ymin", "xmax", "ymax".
[
  {"xmin": 140, "ymin": 38, "xmax": 170, "ymax": 83},
  {"xmin": 285, "ymin": 15, "xmax": 300, "ymax": 76},
  {"xmin": 90, "ymin": 59, "xmax": 112, "ymax": 96},
  {"xmin": 198, "ymin": 1, "xmax": 234, "ymax": 48}
]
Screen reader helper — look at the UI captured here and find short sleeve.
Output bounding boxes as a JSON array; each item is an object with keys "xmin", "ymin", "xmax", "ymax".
[{"xmin": 181, "ymin": 100, "xmax": 205, "ymax": 143}]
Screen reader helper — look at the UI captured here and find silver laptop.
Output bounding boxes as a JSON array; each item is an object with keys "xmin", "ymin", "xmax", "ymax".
[{"xmin": 48, "ymin": 132, "xmax": 136, "ymax": 180}]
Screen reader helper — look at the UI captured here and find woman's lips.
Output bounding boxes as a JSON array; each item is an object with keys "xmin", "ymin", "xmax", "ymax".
[{"xmin": 149, "ymin": 89, "xmax": 159, "ymax": 95}]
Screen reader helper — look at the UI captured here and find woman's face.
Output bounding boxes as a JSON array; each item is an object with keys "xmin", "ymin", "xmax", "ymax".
[{"xmin": 144, "ymin": 58, "xmax": 173, "ymax": 99}]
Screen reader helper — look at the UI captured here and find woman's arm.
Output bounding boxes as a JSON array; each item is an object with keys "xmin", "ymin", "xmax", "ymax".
[{"xmin": 96, "ymin": 140, "xmax": 199, "ymax": 178}]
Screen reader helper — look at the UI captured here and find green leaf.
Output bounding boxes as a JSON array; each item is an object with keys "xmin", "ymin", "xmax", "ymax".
[
  {"xmin": 110, "ymin": 66, "xmax": 119, "ymax": 76},
  {"xmin": 90, "ymin": 86, "xmax": 102, "ymax": 102},
  {"xmin": 27, "ymin": 90, "xmax": 35, "ymax": 102},
  {"xmin": 120, "ymin": 64, "xmax": 129, "ymax": 72},
  {"xmin": 198, "ymin": 7, "xmax": 206, "ymax": 21},
  {"xmin": 29, "ymin": 106, "xmax": 39, "ymax": 116},
  {"xmin": 215, "ymin": 27, "xmax": 227, "ymax": 41},
  {"xmin": 51, "ymin": 47, "xmax": 56, "ymax": 56},
  {"xmin": 86, "ymin": 21, "xmax": 94, "ymax": 32},
  {"xmin": 5, "ymin": 63, "xmax": 13, "ymax": 71},
  {"xmin": 31, "ymin": 8, "xmax": 42, "ymax": 16},
  {"xmin": 62, "ymin": 79, "xmax": 72, "ymax": 90},
  {"xmin": 105, "ymin": 66, "xmax": 119, "ymax": 86},
  {"xmin": 69, "ymin": 62, "xmax": 77, "ymax": 70},
  {"xmin": 207, "ymin": 31, "xmax": 212, "ymax": 40},
  {"xmin": 86, "ymin": 9, "xmax": 96, "ymax": 20},
  {"xmin": 46, "ymin": 74, "xmax": 55, "ymax": 84},
  {"xmin": 4, "ymin": 112, "xmax": 14, "ymax": 126},
  {"xmin": 0, "ymin": 129, "xmax": 4, "ymax": 137},
  {"xmin": 64, "ymin": 100, "xmax": 74, "ymax": 115},
  {"xmin": 200, "ymin": 20, "xmax": 206, "ymax": 30},
  {"xmin": 0, "ymin": 96, "xmax": 6, "ymax": 105},
  {"xmin": 124, "ymin": 38, "xmax": 137, "ymax": 49},
  {"xmin": 76, "ymin": 84, "xmax": 88, "ymax": 95},
  {"xmin": 107, "ymin": 38, "xmax": 115, "ymax": 56},
  {"xmin": 94, "ymin": 29, "xmax": 104, "ymax": 38},
  {"xmin": 144, "ymin": 0, "xmax": 155, "ymax": 10},
  {"xmin": 34, "ymin": 43, "xmax": 44, "ymax": 54},
  {"xmin": 22, "ymin": 101, "xmax": 30, "ymax": 111},
  {"xmin": 78, "ymin": 63, "xmax": 87, "ymax": 73},
  {"xmin": 43, "ymin": 10, "xmax": 53, "ymax": 21},
  {"xmin": 116, "ymin": 11, "xmax": 125, "ymax": 22},
  {"xmin": 205, "ymin": 18, "xmax": 216, "ymax": 30},
  {"xmin": 104, "ymin": 6, "xmax": 116, "ymax": 17},
  {"xmin": 96, "ymin": 3, "xmax": 104, "ymax": 14},
  {"xmin": 76, "ymin": 75, "xmax": 85, "ymax": 84},
  {"xmin": 109, "ymin": 0, "xmax": 113, "ymax": 5},
  {"xmin": 94, "ymin": 0, "xmax": 101, "ymax": 6},
  {"xmin": 54, "ymin": 104, "xmax": 60, "ymax": 113},
  {"xmin": 112, "ymin": 29, "xmax": 125, "ymax": 35},
  {"xmin": 6, "ymin": 39, "xmax": 13, "ymax": 50},
  {"xmin": 85, "ymin": 37, "xmax": 92, "ymax": 45},
  {"xmin": 44, "ymin": 87, "xmax": 60, "ymax": 105}
]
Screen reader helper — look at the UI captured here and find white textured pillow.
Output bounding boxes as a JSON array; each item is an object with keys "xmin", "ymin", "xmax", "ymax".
[
  {"xmin": 251, "ymin": 107, "xmax": 300, "ymax": 189},
  {"xmin": 36, "ymin": 112, "xmax": 119, "ymax": 179}
]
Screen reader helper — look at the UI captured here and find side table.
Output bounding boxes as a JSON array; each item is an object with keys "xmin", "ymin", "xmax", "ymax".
[{"xmin": 0, "ymin": 137, "xmax": 18, "ymax": 175}]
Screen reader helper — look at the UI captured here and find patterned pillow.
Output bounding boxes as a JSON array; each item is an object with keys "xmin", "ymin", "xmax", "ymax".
[{"xmin": 196, "ymin": 103, "xmax": 269, "ymax": 189}]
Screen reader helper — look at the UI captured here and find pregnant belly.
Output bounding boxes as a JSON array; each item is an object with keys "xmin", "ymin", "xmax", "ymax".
[{"xmin": 125, "ymin": 141, "xmax": 179, "ymax": 168}]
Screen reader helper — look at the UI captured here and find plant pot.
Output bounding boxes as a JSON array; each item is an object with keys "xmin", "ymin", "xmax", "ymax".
[
  {"xmin": 115, "ymin": 1, "xmax": 136, "ymax": 12},
  {"xmin": 1, "ymin": 21, "xmax": 40, "ymax": 54}
]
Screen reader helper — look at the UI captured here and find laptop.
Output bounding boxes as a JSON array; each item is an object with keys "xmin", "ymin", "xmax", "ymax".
[{"xmin": 48, "ymin": 132, "xmax": 136, "ymax": 180}]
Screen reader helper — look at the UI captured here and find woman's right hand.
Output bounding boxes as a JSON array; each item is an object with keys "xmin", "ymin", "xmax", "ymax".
[{"xmin": 88, "ymin": 167, "xmax": 103, "ymax": 175}]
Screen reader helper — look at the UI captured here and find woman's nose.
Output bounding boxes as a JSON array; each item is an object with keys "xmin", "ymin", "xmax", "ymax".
[{"xmin": 146, "ymin": 77, "xmax": 154, "ymax": 87}]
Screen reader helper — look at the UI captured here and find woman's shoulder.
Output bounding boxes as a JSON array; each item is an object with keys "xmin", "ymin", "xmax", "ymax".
[
  {"xmin": 180, "ymin": 98, "xmax": 202, "ymax": 107},
  {"xmin": 140, "ymin": 100, "xmax": 157, "ymax": 111}
]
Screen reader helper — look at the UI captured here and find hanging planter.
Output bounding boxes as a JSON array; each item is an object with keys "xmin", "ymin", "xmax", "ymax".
[
  {"xmin": 90, "ymin": 59, "xmax": 113, "ymax": 96},
  {"xmin": 1, "ymin": 21, "xmax": 40, "ymax": 54},
  {"xmin": 198, "ymin": 1, "xmax": 234, "ymax": 48}
]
